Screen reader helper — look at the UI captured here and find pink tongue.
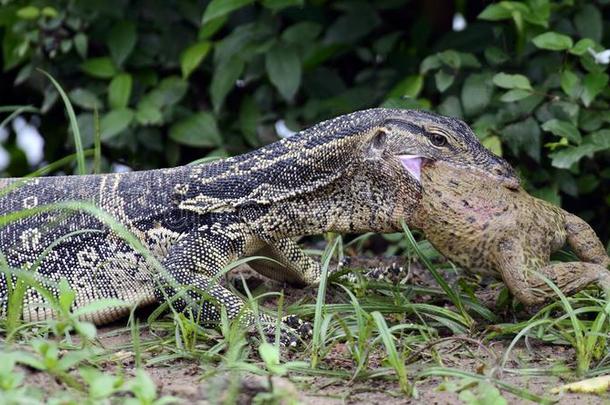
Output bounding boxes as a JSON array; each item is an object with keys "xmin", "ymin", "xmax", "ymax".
[{"xmin": 399, "ymin": 155, "xmax": 422, "ymax": 181}]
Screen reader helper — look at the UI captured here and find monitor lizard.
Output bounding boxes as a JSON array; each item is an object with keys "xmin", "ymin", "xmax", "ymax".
[{"xmin": 0, "ymin": 108, "xmax": 519, "ymax": 345}]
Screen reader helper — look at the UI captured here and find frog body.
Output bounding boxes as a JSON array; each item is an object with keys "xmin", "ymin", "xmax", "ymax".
[{"xmin": 412, "ymin": 161, "xmax": 610, "ymax": 305}]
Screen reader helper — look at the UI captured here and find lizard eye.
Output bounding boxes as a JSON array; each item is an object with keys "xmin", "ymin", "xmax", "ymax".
[{"xmin": 431, "ymin": 133, "xmax": 448, "ymax": 147}]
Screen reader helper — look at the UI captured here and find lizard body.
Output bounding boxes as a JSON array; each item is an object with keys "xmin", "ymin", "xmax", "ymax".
[{"xmin": 0, "ymin": 108, "xmax": 517, "ymax": 339}]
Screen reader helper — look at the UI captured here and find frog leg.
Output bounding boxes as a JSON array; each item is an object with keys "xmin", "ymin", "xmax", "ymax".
[
  {"xmin": 565, "ymin": 213, "xmax": 610, "ymax": 268},
  {"xmin": 495, "ymin": 238, "xmax": 610, "ymax": 306}
]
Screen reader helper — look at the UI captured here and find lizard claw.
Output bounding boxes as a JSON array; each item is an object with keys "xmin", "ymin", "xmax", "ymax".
[
  {"xmin": 282, "ymin": 314, "xmax": 313, "ymax": 339},
  {"xmin": 260, "ymin": 324, "xmax": 299, "ymax": 348},
  {"xmin": 258, "ymin": 315, "xmax": 312, "ymax": 348},
  {"xmin": 366, "ymin": 262, "xmax": 407, "ymax": 283}
]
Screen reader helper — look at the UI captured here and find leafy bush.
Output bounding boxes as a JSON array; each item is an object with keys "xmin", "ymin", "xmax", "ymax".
[{"xmin": 0, "ymin": 0, "xmax": 609, "ymax": 243}]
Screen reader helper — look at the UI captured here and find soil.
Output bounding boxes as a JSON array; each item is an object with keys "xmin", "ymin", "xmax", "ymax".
[{"xmin": 15, "ymin": 258, "xmax": 610, "ymax": 404}]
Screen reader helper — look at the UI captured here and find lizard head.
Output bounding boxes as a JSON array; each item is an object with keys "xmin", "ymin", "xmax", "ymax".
[{"xmin": 362, "ymin": 109, "xmax": 520, "ymax": 190}]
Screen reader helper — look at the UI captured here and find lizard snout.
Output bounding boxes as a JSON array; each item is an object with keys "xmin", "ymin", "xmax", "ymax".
[{"xmin": 491, "ymin": 166, "xmax": 520, "ymax": 190}]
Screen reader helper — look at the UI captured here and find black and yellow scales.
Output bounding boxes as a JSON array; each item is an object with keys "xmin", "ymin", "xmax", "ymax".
[{"xmin": 0, "ymin": 108, "xmax": 518, "ymax": 344}]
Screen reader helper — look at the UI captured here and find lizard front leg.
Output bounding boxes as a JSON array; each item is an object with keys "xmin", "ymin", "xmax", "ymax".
[
  {"xmin": 495, "ymin": 238, "xmax": 610, "ymax": 306},
  {"xmin": 155, "ymin": 220, "xmax": 305, "ymax": 345},
  {"xmin": 248, "ymin": 239, "xmax": 408, "ymax": 287},
  {"xmin": 248, "ymin": 238, "xmax": 321, "ymax": 286}
]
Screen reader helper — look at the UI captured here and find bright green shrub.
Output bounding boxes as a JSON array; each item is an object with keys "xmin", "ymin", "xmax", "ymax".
[{"xmin": 0, "ymin": 0, "xmax": 608, "ymax": 243}]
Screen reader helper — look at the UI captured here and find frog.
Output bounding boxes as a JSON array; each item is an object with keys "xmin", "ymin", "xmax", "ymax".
[{"xmin": 410, "ymin": 160, "xmax": 610, "ymax": 306}]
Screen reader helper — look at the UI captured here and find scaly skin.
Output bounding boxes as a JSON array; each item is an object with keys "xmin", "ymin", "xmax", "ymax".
[
  {"xmin": 412, "ymin": 160, "xmax": 610, "ymax": 305},
  {"xmin": 0, "ymin": 108, "xmax": 517, "ymax": 342}
]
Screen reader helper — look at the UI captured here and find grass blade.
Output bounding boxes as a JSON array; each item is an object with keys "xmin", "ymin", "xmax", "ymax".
[
  {"xmin": 38, "ymin": 69, "xmax": 87, "ymax": 175},
  {"xmin": 401, "ymin": 221, "xmax": 473, "ymax": 328}
]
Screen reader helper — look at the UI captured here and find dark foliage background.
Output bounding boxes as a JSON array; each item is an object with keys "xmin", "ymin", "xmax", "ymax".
[{"xmin": 0, "ymin": 0, "xmax": 609, "ymax": 245}]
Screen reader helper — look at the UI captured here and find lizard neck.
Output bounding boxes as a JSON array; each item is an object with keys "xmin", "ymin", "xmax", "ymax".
[{"xmin": 242, "ymin": 164, "xmax": 422, "ymax": 239}]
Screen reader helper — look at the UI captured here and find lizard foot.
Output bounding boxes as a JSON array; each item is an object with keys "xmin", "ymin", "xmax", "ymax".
[
  {"xmin": 365, "ymin": 262, "xmax": 407, "ymax": 283},
  {"xmin": 260, "ymin": 324, "xmax": 299, "ymax": 348},
  {"xmin": 257, "ymin": 315, "xmax": 312, "ymax": 348},
  {"xmin": 337, "ymin": 257, "xmax": 408, "ymax": 284},
  {"xmin": 282, "ymin": 314, "xmax": 313, "ymax": 339}
]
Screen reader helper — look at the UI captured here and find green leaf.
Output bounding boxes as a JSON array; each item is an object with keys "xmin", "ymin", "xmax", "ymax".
[
  {"xmin": 438, "ymin": 50, "xmax": 461, "ymax": 69},
  {"xmin": 81, "ymin": 57, "xmax": 117, "ymax": 79},
  {"xmin": 100, "ymin": 109, "xmax": 134, "ymax": 140},
  {"xmin": 478, "ymin": 4, "xmax": 511, "ymax": 21},
  {"xmin": 211, "ymin": 58, "xmax": 244, "ymax": 112},
  {"xmin": 549, "ymin": 130, "xmax": 610, "ymax": 169},
  {"xmin": 461, "ymin": 73, "xmax": 493, "ymax": 116},
  {"xmin": 420, "ymin": 55, "xmax": 441, "ymax": 73},
  {"xmin": 542, "ymin": 119, "xmax": 582, "ymax": 144},
  {"xmin": 569, "ymin": 38, "xmax": 596, "ymax": 56},
  {"xmin": 180, "ymin": 41, "xmax": 212, "ymax": 79},
  {"xmin": 169, "ymin": 112, "xmax": 222, "ymax": 147},
  {"xmin": 581, "ymin": 73, "xmax": 608, "ymax": 107},
  {"xmin": 262, "ymin": 0, "xmax": 304, "ymax": 11},
  {"xmin": 437, "ymin": 96, "xmax": 463, "ymax": 119},
  {"xmin": 156, "ymin": 76, "xmax": 188, "ymax": 106},
  {"xmin": 258, "ymin": 342, "xmax": 287, "ymax": 375},
  {"xmin": 69, "ymin": 88, "xmax": 102, "ymax": 110},
  {"xmin": 58, "ymin": 279, "xmax": 75, "ymax": 312},
  {"xmin": 387, "ymin": 74, "xmax": 423, "ymax": 99},
  {"xmin": 525, "ymin": 1, "xmax": 550, "ymax": 28},
  {"xmin": 82, "ymin": 368, "xmax": 121, "ymax": 398},
  {"xmin": 459, "ymin": 380, "xmax": 508, "ymax": 405},
  {"xmin": 574, "ymin": 4, "xmax": 602, "ymax": 43},
  {"xmin": 107, "ymin": 21, "xmax": 136, "ymax": 66},
  {"xmin": 108, "ymin": 73, "xmax": 132, "ymax": 109},
  {"xmin": 458, "ymin": 52, "xmax": 481, "ymax": 69},
  {"xmin": 492, "ymin": 73, "xmax": 532, "ymax": 90},
  {"xmin": 560, "ymin": 70, "xmax": 580, "ymax": 98},
  {"xmin": 500, "ymin": 89, "xmax": 531, "ymax": 102},
  {"xmin": 435, "ymin": 70, "xmax": 454, "ymax": 92},
  {"xmin": 41, "ymin": 7, "xmax": 58, "ymax": 18},
  {"xmin": 381, "ymin": 97, "xmax": 431, "ymax": 110},
  {"xmin": 282, "ymin": 22, "xmax": 322, "ymax": 45},
  {"xmin": 128, "ymin": 370, "xmax": 157, "ymax": 403},
  {"xmin": 16, "ymin": 6, "xmax": 39, "ymax": 19},
  {"xmin": 482, "ymin": 136, "xmax": 502, "ymax": 156},
  {"xmin": 590, "ymin": 130, "xmax": 610, "ymax": 149},
  {"xmin": 324, "ymin": 6, "xmax": 380, "ymax": 45},
  {"xmin": 135, "ymin": 102, "xmax": 162, "ymax": 126},
  {"xmin": 532, "ymin": 32, "xmax": 573, "ymax": 51},
  {"xmin": 73, "ymin": 33, "xmax": 88, "ymax": 59},
  {"xmin": 549, "ymin": 144, "xmax": 597, "ymax": 169},
  {"xmin": 265, "ymin": 44, "xmax": 301, "ymax": 101},
  {"xmin": 202, "ymin": 0, "xmax": 253, "ymax": 24},
  {"xmin": 501, "ymin": 117, "xmax": 541, "ymax": 162},
  {"xmin": 239, "ymin": 96, "xmax": 260, "ymax": 146},
  {"xmin": 74, "ymin": 322, "xmax": 97, "ymax": 340},
  {"xmin": 198, "ymin": 15, "xmax": 228, "ymax": 39},
  {"xmin": 484, "ymin": 47, "xmax": 509, "ymax": 65}
]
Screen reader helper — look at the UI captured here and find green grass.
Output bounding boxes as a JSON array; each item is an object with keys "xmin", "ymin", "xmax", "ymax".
[{"xmin": 1, "ymin": 82, "xmax": 610, "ymax": 402}]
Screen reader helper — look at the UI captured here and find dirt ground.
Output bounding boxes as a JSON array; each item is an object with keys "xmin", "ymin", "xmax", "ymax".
[
  {"xmin": 21, "ymin": 327, "xmax": 606, "ymax": 404},
  {"xmin": 15, "ymin": 260, "xmax": 610, "ymax": 404}
]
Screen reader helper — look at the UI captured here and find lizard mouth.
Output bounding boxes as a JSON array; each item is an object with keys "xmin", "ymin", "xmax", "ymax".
[{"xmin": 399, "ymin": 155, "xmax": 424, "ymax": 182}]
